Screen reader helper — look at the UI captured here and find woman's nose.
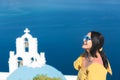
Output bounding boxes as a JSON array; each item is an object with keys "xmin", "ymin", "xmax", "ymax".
[{"xmin": 83, "ymin": 39, "xmax": 87, "ymax": 42}]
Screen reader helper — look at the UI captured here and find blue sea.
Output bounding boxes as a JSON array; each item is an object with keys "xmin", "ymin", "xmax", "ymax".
[{"xmin": 0, "ymin": 1, "xmax": 120, "ymax": 80}]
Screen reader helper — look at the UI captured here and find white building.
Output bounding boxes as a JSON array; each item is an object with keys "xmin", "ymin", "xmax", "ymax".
[
  {"xmin": 8, "ymin": 28, "xmax": 46, "ymax": 73},
  {"xmin": 0, "ymin": 28, "xmax": 77, "ymax": 80}
]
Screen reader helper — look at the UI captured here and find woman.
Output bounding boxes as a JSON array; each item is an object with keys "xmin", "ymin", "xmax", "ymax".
[{"xmin": 74, "ymin": 31, "xmax": 112, "ymax": 80}]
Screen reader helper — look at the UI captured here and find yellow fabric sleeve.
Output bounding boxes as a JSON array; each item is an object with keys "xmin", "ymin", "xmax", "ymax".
[
  {"xmin": 107, "ymin": 61, "xmax": 112, "ymax": 75},
  {"xmin": 73, "ymin": 55, "xmax": 83, "ymax": 71},
  {"xmin": 87, "ymin": 63, "xmax": 107, "ymax": 80}
]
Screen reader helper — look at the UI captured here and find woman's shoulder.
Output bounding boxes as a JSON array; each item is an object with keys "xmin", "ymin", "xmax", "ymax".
[
  {"xmin": 87, "ymin": 61, "xmax": 112, "ymax": 75},
  {"xmin": 86, "ymin": 63, "xmax": 108, "ymax": 80},
  {"xmin": 73, "ymin": 52, "xmax": 86, "ymax": 70},
  {"xmin": 87, "ymin": 63, "xmax": 107, "ymax": 74},
  {"xmin": 80, "ymin": 52, "xmax": 86, "ymax": 57},
  {"xmin": 107, "ymin": 61, "xmax": 112, "ymax": 75}
]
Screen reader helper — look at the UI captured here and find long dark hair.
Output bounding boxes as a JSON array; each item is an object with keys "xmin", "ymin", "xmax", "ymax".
[{"xmin": 89, "ymin": 31, "xmax": 108, "ymax": 69}]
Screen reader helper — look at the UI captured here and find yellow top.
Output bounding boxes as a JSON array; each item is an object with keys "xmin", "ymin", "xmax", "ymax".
[{"xmin": 74, "ymin": 54, "xmax": 112, "ymax": 80}]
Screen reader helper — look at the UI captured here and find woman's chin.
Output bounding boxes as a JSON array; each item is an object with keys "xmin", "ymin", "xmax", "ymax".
[
  {"xmin": 82, "ymin": 45, "xmax": 86, "ymax": 49},
  {"xmin": 82, "ymin": 46, "xmax": 89, "ymax": 50}
]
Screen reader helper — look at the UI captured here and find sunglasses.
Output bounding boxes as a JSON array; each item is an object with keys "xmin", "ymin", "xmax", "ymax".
[{"xmin": 83, "ymin": 35, "xmax": 91, "ymax": 41}]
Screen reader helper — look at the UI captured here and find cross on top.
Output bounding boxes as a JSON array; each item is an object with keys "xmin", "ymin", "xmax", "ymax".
[{"xmin": 24, "ymin": 28, "xmax": 30, "ymax": 34}]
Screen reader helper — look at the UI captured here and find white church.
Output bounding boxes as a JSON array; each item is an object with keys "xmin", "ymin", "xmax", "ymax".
[
  {"xmin": 0, "ymin": 28, "xmax": 76, "ymax": 80},
  {"xmin": 8, "ymin": 28, "xmax": 46, "ymax": 74}
]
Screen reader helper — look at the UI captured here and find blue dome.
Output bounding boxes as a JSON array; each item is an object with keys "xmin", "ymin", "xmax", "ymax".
[{"xmin": 7, "ymin": 64, "xmax": 66, "ymax": 80}]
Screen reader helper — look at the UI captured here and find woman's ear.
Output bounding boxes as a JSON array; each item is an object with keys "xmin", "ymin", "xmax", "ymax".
[{"xmin": 99, "ymin": 47, "xmax": 103, "ymax": 52}]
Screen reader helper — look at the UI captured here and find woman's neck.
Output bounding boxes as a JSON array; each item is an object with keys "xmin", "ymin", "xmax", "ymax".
[
  {"xmin": 86, "ymin": 53, "xmax": 94, "ymax": 62},
  {"xmin": 86, "ymin": 51, "xmax": 101, "ymax": 62}
]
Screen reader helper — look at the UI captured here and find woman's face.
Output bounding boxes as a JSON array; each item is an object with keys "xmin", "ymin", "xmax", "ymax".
[{"xmin": 82, "ymin": 32, "xmax": 92, "ymax": 51}]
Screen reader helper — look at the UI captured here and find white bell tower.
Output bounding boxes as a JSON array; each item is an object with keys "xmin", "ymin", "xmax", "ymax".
[{"xmin": 8, "ymin": 28, "xmax": 46, "ymax": 74}]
